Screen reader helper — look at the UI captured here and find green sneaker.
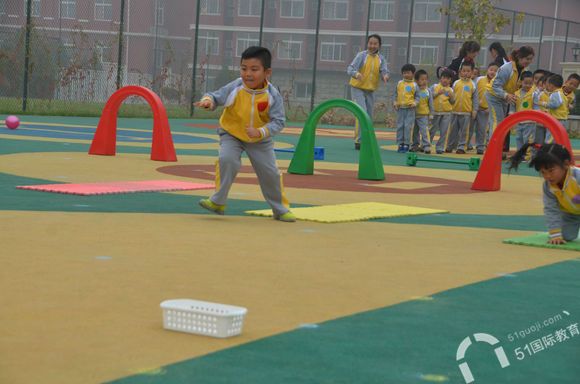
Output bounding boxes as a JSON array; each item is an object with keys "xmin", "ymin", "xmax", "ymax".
[
  {"xmin": 198, "ymin": 198, "xmax": 225, "ymax": 215},
  {"xmin": 275, "ymin": 211, "xmax": 296, "ymax": 222}
]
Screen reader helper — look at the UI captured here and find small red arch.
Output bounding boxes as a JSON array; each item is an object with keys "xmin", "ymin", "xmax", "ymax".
[
  {"xmin": 472, "ymin": 110, "xmax": 573, "ymax": 191},
  {"xmin": 89, "ymin": 85, "xmax": 177, "ymax": 161}
]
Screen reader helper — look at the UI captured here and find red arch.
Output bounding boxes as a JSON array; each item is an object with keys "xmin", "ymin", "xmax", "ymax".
[
  {"xmin": 471, "ymin": 110, "xmax": 573, "ymax": 191},
  {"xmin": 89, "ymin": 85, "xmax": 177, "ymax": 161}
]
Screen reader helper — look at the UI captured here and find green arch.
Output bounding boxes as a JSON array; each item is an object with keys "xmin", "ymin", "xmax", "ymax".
[{"xmin": 287, "ymin": 99, "xmax": 385, "ymax": 181}]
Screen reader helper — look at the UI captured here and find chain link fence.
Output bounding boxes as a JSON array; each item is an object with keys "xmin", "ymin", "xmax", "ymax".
[{"xmin": 1, "ymin": 0, "xmax": 579, "ymax": 121}]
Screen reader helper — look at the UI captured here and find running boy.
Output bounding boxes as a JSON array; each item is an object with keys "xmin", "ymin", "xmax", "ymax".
[{"xmin": 195, "ymin": 46, "xmax": 295, "ymax": 222}]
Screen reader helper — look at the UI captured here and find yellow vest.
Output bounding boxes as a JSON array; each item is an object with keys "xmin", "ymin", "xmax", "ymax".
[
  {"xmin": 538, "ymin": 90, "xmax": 550, "ymax": 113},
  {"xmin": 549, "ymin": 168, "xmax": 580, "ymax": 215},
  {"xmin": 476, "ymin": 76, "xmax": 492, "ymax": 110},
  {"xmin": 549, "ymin": 89, "xmax": 569, "ymax": 120},
  {"xmin": 349, "ymin": 54, "xmax": 381, "ymax": 91},
  {"xmin": 395, "ymin": 80, "xmax": 417, "ymax": 107},
  {"xmin": 516, "ymin": 87, "xmax": 534, "ymax": 112},
  {"xmin": 432, "ymin": 84, "xmax": 453, "ymax": 113},
  {"xmin": 416, "ymin": 88, "xmax": 431, "ymax": 115},
  {"xmin": 453, "ymin": 78, "xmax": 475, "ymax": 113},
  {"xmin": 490, "ymin": 61, "xmax": 520, "ymax": 97},
  {"xmin": 219, "ymin": 83, "xmax": 273, "ymax": 143}
]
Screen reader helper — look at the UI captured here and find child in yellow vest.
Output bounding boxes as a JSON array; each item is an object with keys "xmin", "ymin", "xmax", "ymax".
[
  {"xmin": 539, "ymin": 74, "xmax": 568, "ymax": 144},
  {"xmin": 474, "ymin": 62, "xmax": 498, "ymax": 154},
  {"xmin": 347, "ymin": 34, "xmax": 390, "ymax": 150},
  {"xmin": 429, "ymin": 70, "xmax": 455, "ymax": 154},
  {"xmin": 509, "ymin": 143, "xmax": 580, "ymax": 245},
  {"xmin": 514, "ymin": 71, "xmax": 538, "ymax": 150},
  {"xmin": 447, "ymin": 61, "xmax": 479, "ymax": 154},
  {"xmin": 410, "ymin": 70, "xmax": 434, "ymax": 153},
  {"xmin": 563, "ymin": 73, "xmax": 579, "ymax": 118},
  {"xmin": 394, "ymin": 63, "xmax": 420, "ymax": 153},
  {"xmin": 533, "ymin": 75, "xmax": 550, "ymax": 145},
  {"xmin": 195, "ymin": 46, "xmax": 295, "ymax": 222}
]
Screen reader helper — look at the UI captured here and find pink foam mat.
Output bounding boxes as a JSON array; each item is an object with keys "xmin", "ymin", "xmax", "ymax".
[{"xmin": 16, "ymin": 180, "xmax": 214, "ymax": 196}]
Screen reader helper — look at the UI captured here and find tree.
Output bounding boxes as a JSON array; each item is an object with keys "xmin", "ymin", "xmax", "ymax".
[{"xmin": 440, "ymin": 0, "xmax": 512, "ymax": 44}]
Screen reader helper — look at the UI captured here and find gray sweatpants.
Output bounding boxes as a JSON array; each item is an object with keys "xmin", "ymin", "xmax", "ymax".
[
  {"xmin": 561, "ymin": 212, "xmax": 580, "ymax": 241},
  {"xmin": 473, "ymin": 110, "xmax": 489, "ymax": 151},
  {"xmin": 351, "ymin": 86, "xmax": 375, "ymax": 143},
  {"xmin": 429, "ymin": 114, "xmax": 452, "ymax": 152},
  {"xmin": 210, "ymin": 129, "xmax": 289, "ymax": 216},
  {"xmin": 412, "ymin": 115, "xmax": 431, "ymax": 151},
  {"xmin": 396, "ymin": 107, "xmax": 415, "ymax": 145},
  {"xmin": 515, "ymin": 122, "xmax": 535, "ymax": 150},
  {"xmin": 451, "ymin": 114, "xmax": 472, "ymax": 151},
  {"xmin": 545, "ymin": 120, "xmax": 568, "ymax": 143}
]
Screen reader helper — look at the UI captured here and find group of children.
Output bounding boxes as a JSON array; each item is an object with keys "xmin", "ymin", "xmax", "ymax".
[{"xmin": 392, "ymin": 61, "xmax": 580, "ymax": 155}]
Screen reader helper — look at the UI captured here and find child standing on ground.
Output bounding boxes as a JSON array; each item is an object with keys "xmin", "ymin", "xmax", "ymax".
[
  {"xmin": 447, "ymin": 61, "xmax": 478, "ymax": 154},
  {"xmin": 539, "ymin": 74, "xmax": 568, "ymax": 144},
  {"xmin": 410, "ymin": 70, "xmax": 434, "ymax": 153},
  {"xmin": 429, "ymin": 70, "xmax": 455, "ymax": 154},
  {"xmin": 509, "ymin": 143, "xmax": 580, "ymax": 244},
  {"xmin": 474, "ymin": 62, "xmax": 498, "ymax": 154},
  {"xmin": 394, "ymin": 64, "xmax": 420, "ymax": 153},
  {"xmin": 514, "ymin": 71, "xmax": 538, "ymax": 150},
  {"xmin": 194, "ymin": 46, "xmax": 295, "ymax": 222},
  {"xmin": 347, "ymin": 34, "xmax": 390, "ymax": 150},
  {"xmin": 563, "ymin": 73, "xmax": 580, "ymax": 116}
]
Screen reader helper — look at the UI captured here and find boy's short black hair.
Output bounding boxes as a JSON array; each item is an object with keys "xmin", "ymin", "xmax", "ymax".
[
  {"xmin": 533, "ymin": 69, "xmax": 549, "ymax": 77},
  {"xmin": 460, "ymin": 61, "xmax": 474, "ymax": 70},
  {"xmin": 538, "ymin": 75, "xmax": 548, "ymax": 84},
  {"xmin": 487, "ymin": 62, "xmax": 499, "ymax": 68},
  {"xmin": 567, "ymin": 73, "xmax": 580, "ymax": 83},
  {"xmin": 440, "ymin": 69, "xmax": 454, "ymax": 79},
  {"xmin": 401, "ymin": 63, "xmax": 416, "ymax": 74},
  {"xmin": 241, "ymin": 46, "xmax": 272, "ymax": 69},
  {"xmin": 521, "ymin": 71, "xmax": 533, "ymax": 80},
  {"xmin": 414, "ymin": 69, "xmax": 428, "ymax": 81},
  {"xmin": 547, "ymin": 74, "xmax": 564, "ymax": 88}
]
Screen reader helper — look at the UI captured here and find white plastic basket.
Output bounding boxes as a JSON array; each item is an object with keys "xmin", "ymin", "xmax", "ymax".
[{"xmin": 160, "ymin": 299, "xmax": 247, "ymax": 338}]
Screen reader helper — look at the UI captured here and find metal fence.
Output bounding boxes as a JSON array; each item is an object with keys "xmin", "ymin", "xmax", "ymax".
[{"xmin": 1, "ymin": 0, "xmax": 579, "ymax": 120}]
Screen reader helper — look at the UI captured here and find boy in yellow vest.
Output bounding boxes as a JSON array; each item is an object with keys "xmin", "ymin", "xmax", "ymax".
[
  {"xmin": 473, "ymin": 62, "xmax": 498, "ymax": 154},
  {"xmin": 539, "ymin": 74, "xmax": 568, "ymax": 144},
  {"xmin": 447, "ymin": 62, "xmax": 478, "ymax": 154},
  {"xmin": 563, "ymin": 73, "xmax": 579, "ymax": 116},
  {"xmin": 347, "ymin": 34, "xmax": 390, "ymax": 150},
  {"xmin": 514, "ymin": 71, "xmax": 538, "ymax": 150},
  {"xmin": 394, "ymin": 64, "xmax": 420, "ymax": 153},
  {"xmin": 195, "ymin": 46, "xmax": 295, "ymax": 222},
  {"xmin": 429, "ymin": 70, "xmax": 455, "ymax": 154},
  {"xmin": 410, "ymin": 69, "xmax": 434, "ymax": 153}
]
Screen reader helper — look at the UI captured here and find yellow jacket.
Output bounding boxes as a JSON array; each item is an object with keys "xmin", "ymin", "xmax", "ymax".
[
  {"xmin": 476, "ymin": 76, "xmax": 492, "ymax": 110},
  {"xmin": 490, "ymin": 61, "xmax": 521, "ymax": 99},
  {"xmin": 393, "ymin": 79, "xmax": 420, "ymax": 108},
  {"xmin": 515, "ymin": 87, "xmax": 536, "ymax": 112},
  {"xmin": 430, "ymin": 83, "xmax": 454, "ymax": 113},
  {"xmin": 452, "ymin": 78, "xmax": 478, "ymax": 113},
  {"xmin": 416, "ymin": 87, "xmax": 434, "ymax": 116},
  {"xmin": 347, "ymin": 51, "xmax": 389, "ymax": 91},
  {"xmin": 545, "ymin": 89, "xmax": 569, "ymax": 120}
]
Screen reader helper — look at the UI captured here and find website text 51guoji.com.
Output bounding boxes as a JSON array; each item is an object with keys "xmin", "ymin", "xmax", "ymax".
[{"xmin": 507, "ymin": 311, "xmax": 570, "ymax": 342}]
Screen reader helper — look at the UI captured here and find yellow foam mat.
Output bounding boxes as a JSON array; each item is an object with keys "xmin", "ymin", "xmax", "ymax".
[{"xmin": 246, "ymin": 202, "xmax": 449, "ymax": 223}]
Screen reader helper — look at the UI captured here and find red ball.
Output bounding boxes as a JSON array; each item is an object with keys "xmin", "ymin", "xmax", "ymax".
[{"xmin": 5, "ymin": 115, "xmax": 19, "ymax": 130}]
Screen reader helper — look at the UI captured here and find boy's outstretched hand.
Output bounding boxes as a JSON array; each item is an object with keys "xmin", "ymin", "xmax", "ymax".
[
  {"xmin": 194, "ymin": 98, "xmax": 214, "ymax": 109},
  {"xmin": 246, "ymin": 125, "xmax": 261, "ymax": 139},
  {"xmin": 548, "ymin": 237, "xmax": 566, "ymax": 245}
]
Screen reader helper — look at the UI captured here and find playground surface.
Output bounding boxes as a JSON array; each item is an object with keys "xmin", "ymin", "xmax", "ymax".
[{"xmin": 1, "ymin": 115, "xmax": 579, "ymax": 384}]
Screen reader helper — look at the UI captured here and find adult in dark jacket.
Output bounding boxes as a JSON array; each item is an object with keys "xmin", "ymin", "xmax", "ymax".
[{"xmin": 438, "ymin": 41, "xmax": 481, "ymax": 82}]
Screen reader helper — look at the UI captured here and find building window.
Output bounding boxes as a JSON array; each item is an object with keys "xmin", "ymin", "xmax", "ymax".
[
  {"xmin": 322, "ymin": 0, "xmax": 348, "ymax": 20},
  {"xmin": 320, "ymin": 38, "xmax": 346, "ymax": 62},
  {"xmin": 414, "ymin": 0, "xmax": 441, "ymax": 22},
  {"xmin": 95, "ymin": 0, "xmax": 112, "ymax": 21},
  {"xmin": 277, "ymin": 37, "xmax": 302, "ymax": 60},
  {"xmin": 380, "ymin": 44, "xmax": 391, "ymax": 63},
  {"xmin": 24, "ymin": 0, "xmax": 41, "ymax": 17},
  {"xmin": 156, "ymin": 2, "xmax": 164, "ymax": 26},
  {"xmin": 201, "ymin": 0, "xmax": 220, "ymax": 15},
  {"xmin": 294, "ymin": 81, "xmax": 311, "ymax": 99},
  {"xmin": 520, "ymin": 17, "xmax": 542, "ymax": 38},
  {"xmin": 236, "ymin": 32, "xmax": 259, "ymax": 57},
  {"xmin": 198, "ymin": 31, "xmax": 220, "ymax": 55},
  {"xmin": 370, "ymin": 0, "xmax": 393, "ymax": 21},
  {"xmin": 410, "ymin": 41, "xmax": 438, "ymax": 65},
  {"xmin": 61, "ymin": 0, "xmax": 76, "ymax": 19},
  {"xmin": 238, "ymin": 0, "xmax": 260, "ymax": 16},
  {"xmin": 0, "ymin": 0, "xmax": 6, "ymax": 15},
  {"xmin": 280, "ymin": 0, "xmax": 304, "ymax": 18}
]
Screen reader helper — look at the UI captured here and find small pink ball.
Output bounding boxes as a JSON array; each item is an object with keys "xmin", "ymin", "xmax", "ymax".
[{"xmin": 5, "ymin": 115, "xmax": 20, "ymax": 130}]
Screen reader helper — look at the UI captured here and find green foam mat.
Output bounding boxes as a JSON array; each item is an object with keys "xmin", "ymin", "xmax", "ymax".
[{"xmin": 503, "ymin": 233, "xmax": 580, "ymax": 252}]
